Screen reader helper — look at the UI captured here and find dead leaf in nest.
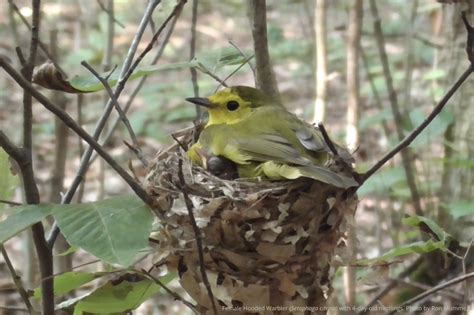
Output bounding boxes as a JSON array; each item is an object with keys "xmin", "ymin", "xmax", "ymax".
[
  {"xmin": 283, "ymin": 226, "xmax": 309, "ymax": 245},
  {"xmin": 276, "ymin": 272, "xmax": 296, "ymax": 296},
  {"xmin": 217, "ymin": 249, "xmax": 256, "ymax": 272},
  {"xmin": 231, "ymin": 283, "xmax": 270, "ymax": 309},
  {"xmin": 256, "ymin": 242, "xmax": 295, "ymax": 264}
]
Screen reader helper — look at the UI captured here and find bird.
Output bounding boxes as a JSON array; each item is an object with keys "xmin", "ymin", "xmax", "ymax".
[{"xmin": 185, "ymin": 86, "xmax": 358, "ymax": 189}]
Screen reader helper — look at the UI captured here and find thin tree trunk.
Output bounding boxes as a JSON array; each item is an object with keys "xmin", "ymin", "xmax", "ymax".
[
  {"xmin": 246, "ymin": 0, "xmax": 280, "ymax": 100},
  {"xmin": 313, "ymin": 0, "xmax": 328, "ymax": 123},
  {"xmin": 344, "ymin": 0, "xmax": 363, "ymax": 312}
]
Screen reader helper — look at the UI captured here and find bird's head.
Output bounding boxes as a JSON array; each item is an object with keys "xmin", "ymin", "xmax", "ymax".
[{"xmin": 185, "ymin": 86, "xmax": 281, "ymax": 126}]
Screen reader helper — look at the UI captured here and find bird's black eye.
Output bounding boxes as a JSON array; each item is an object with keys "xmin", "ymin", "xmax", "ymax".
[{"xmin": 226, "ymin": 100, "xmax": 240, "ymax": 111}]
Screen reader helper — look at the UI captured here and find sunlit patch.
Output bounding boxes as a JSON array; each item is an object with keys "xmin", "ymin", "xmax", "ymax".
[{"xmin": 19, "ymin": 6, "xmax": 32, "ymax": 17}]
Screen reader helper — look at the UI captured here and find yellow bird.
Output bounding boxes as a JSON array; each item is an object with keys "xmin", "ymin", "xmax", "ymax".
[{"xmin": 185, "ymin": 86, "xmax": 358, "ymax": 189}]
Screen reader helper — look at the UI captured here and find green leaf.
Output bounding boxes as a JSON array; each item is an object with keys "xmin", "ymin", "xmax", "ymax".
[
  {"xmin": 447, "ymin": 200, "xmax": 474, "ymax": 219},
  {"xmin": 52, "ymin": 196, "xmax": 153, "ymax": 266},
  {"xmin": 72, "ymin": 273, "xmax": 174, "ymax": 314},
  {"xmin": 69, "ymin": 61, "xmax": 198, "ymax": 92},
  {"xmin": 402, "ymin": 215, "xmax": 452, "ymax": 242},
  {"xmin": 0, "ymin": 204, "xmax": 52, "ymax": 244},
  {"xmin": 357, "ymin": 239, "xmax": 447, "ymax": 265},
  {"xmin": 359, "ymin": 108, "xmax": 393, "ymax": 130},
  {"xmin": 0, "ymin": 148, "xmax": 19, "ymax": 210},
  {"xmin": 34, "ymin": 271, "xmax": 105, "ymax": 300}
]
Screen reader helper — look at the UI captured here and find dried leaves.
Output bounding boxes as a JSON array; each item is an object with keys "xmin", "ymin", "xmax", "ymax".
[{"xmin": 145, "ymin": 132, "xmax": 358, "ymax": 312}]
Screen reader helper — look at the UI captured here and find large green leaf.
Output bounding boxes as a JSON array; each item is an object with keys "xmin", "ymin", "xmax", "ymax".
[
  {"xmin": 0, "ymin": 204, "xmax": 52, "ymax": 244},
  {"xmin": 69, "ymin": 61, "xmax": 198, "ymax": 92},
  {"xmin": 71, "ymin": 273, "xmax": 175, "ymax": 314},
  {"xmin": 52, "ymin": 196, "xmax": 153, "ymax": 266},
  {"xmin": 357, "ymin": 239, "xmax": 447, "ymax": 265},
  {"xmin": 34, "ymin": 46, "xmax": 249, "ymax": 93},
  {"xmin": 34, "ymin": 271, "xmax": 106, "ymax": 300},
  {"xmin": 0, "ymin": 148, "xmax": 19, "ymax": 210},
  {"xmin": 402, "ymin": 215, "xmax": 452, "ymax": 242}
]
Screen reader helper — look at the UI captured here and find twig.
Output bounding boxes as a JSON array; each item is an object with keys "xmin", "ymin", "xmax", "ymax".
[
  {"xmin": 190, "ymin": 0, "xmax": 200, "ymax": 118},
  {"xmin": 361, "ymin": 65, "xmax": 473, "ymax": 183},
  {"xmin": 229, "ymin": 39, "xmax": 256, "ymax": 76},
  {"xmin": 142, "ymin": 271, "xmax": 197, "ymax": 313},
  {"xmin": 0, "ymin": 246, "xmax": 34, "ymax": 314},
  {"xmin": 177, "ymin": 158, "xmax": 218, "ymax": 315},
  {"xmin": 121, "ymin": 0, "xmax": 186, "ymax": 87},
  {"xmin": 17, "ymin": 1, "xmax": 55, "ymax": 313},
  {"xmin": 219, "ymin": 55, "xmax": 254, "ymax": 90},
  {"xmin": 7, "ymin": 0, "xmax": 66, "ymax": 76},
  {"xmin": 0, "ymin": 199, "xmax": 22, "ymax": 206},
  {"xmin": 47, "ymin": 0, "xmax": 165, "ymax": 247},
  {"xmin": 196, "ymin": 62, "xmax": 228, "ymax": 87},
  {"xmin": 388, "ymin": 272, "xmax": 474, "ymax": 314},
  {"xmin": 359, "ymin": 256, "xmax": 424, "ymax": 314},
  {"xmin": 0, "ymin": 58, "xmax": 154, "ymax": 208},
  {"xmin": 81, "ymin": 61, "xmax": 148, "ymax": 167},
  {"xmin": 317, "ymin": 123, "xmax": 338, "ymax": 156},
  {"xmin": 96, "ymin": 0, "xmax": 125, "ymax": 28},
  {"xmin": 367, "ymin": 0, "xmax": 423, "ymax": 216}
]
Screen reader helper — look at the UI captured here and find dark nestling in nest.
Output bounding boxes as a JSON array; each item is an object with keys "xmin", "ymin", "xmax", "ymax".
[{"xmin": 145, "ymin": 126, "xmax": 358, "ymax": 315}]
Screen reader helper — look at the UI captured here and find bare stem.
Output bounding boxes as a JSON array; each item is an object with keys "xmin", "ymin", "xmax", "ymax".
[
  {"xmin": 1, "ymin": 246, "xmax": 34, "ymax": 314},
  {"xmin": 190, "ymin": 0, "xmax": 201, "ymax": 118},
  {"xmin": 177, "ymin": 158, "xmax": 218, "ymax": 315}
]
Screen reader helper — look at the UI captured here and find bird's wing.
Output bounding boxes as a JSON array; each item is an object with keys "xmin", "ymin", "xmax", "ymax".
[
  {"xmin": 259, "ymin": 161, "xmax": 358, "ymax": 188},
  {"xmin": 235, "ymin": 132, "xmax": 357, "ymax": 188}
]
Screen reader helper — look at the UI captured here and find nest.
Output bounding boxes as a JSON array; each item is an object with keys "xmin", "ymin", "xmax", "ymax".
[{"xmin": 145, "ymin": 129, "xmax": 358, "ymax": 315}]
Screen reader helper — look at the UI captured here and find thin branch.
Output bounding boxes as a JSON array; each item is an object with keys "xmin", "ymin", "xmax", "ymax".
[
  {"xmin": 17, "ymin": 1, "xmax": 55, "ymax": 313},
  {"xmin": 96, "ymin": 0, "xmax": 125, "ymax": 28},
  {"xmin": 0, "ymin": 58, "xmax": 154, "ymax": 208},
  {"xmin": 317, "ymin": 123, "xmax": 338, "ymax": 156},
  {"xmin": 177, "ymin": 158, "xmax": 218, "ymax": 315},
  {"xmin": 361, "ymin": 65, "xmax": 473, "ymax": 183},
  {"xmin": 190, "ymin": 0, "xmax": 200, "ymax": 118},
  {"xmin": 219, "ymin": 55, "xmax": 254, "ymax": 90},
  {"xmin": 388, "ymin": 272, "xmax": 474, "ymax": 314},
  {"xmin": 0, "ymin": 199, "xmax": 22, "ymax": 206},
  {"xmin": 229, "ymin": 39, "xmax": 256, "ymax": 75},
  {"xmin": 81, "ymin": 61, "xmax": 147, "ymax": 167},
  {"xmin": 0, "ymin": 246, "xmax": 34, "ymax": 314},
  {"xmin": 197, "ymin": 62, "xmax": 228, "ymax": 87}
]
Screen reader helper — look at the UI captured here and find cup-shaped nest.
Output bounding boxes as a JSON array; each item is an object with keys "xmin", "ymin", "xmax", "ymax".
[{"xmin": 145, "ymin": 129, "xmax": 358, "ymax": 314}]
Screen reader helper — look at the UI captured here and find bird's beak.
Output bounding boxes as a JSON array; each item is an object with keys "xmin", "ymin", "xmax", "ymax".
[{"xmin": 185, "ymin": 97, "xmax": 216, "ymax": 109}]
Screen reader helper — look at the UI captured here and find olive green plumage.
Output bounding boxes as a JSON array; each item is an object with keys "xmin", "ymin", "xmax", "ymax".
[{"xmin": 186, "ymin": 86, "xmax": 357, "ymax": 188}]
